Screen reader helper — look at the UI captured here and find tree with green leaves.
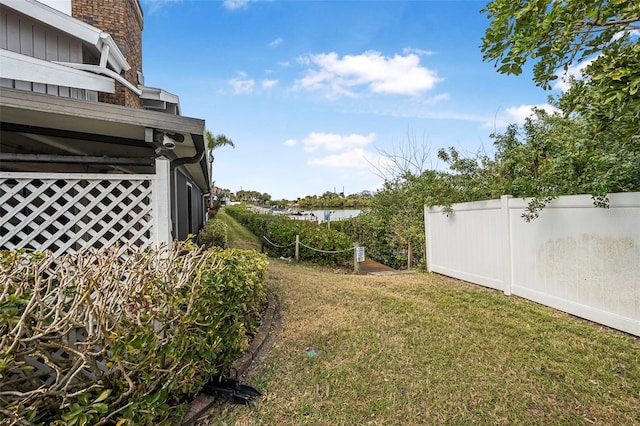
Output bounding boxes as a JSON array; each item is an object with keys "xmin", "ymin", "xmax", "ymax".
[
  {"xmin": 481, "ymin": 0, "xmax": 639, "ymax": 138},
  {"xmin": 234, "ymin": 189, "xmax": 271, "ymax": 205},
  {"xmin": 481, "ymin": 0, "xmax": 639, "ymax": 88},
  {"xmin": 556, "ymin": 41, "xmax": 640, "ymax": 141},
  {"xmin": 492, "ymin": 109, "xmax": 639, "ymax": 219},
  {"xmin": 481, "ymin": 0, "xmax": 639, "ymax": 215},
  {"xmin": 205, "ymin": 130, "xmax": 235, "ymax": 184}
]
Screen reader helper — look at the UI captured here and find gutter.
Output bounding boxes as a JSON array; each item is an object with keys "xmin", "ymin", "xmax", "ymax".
[
  {"xmin": 54, "ymin": 62, "xmax": 142, "ymax": 95},
  {"xmin": 146, "ymin": 129, "xmax": 209, "ymax": 192},
  {"xmin": 170, "ymin": 145, "xmax": 204, "ymax": 169},
  {"xmin": 170, "ymin": 132, "xmax": 207, "ymax": 180}
]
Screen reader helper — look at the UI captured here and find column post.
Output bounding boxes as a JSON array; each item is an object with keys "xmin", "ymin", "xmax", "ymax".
[
  {"xmin": 152, "ymin": 157, "xmax": 172, "ymax": 249},
  {"xmin": 501, "ymin": 195, "xmax": 513, "ymax": 295}
]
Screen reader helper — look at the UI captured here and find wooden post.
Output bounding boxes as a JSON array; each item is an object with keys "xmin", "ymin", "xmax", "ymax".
[
  {"xmin": 295, "ymin": 234, "xmax": 300, "ymax": 262},
  {"xmin": 407, "ymin": 241, "xmax": 412, "ymax": 269}
]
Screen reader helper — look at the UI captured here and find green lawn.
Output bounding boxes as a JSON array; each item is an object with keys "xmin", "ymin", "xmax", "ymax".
[
  {"xmin": 216, "ymin": 207, "xmax": 262, "ymax": 251},
  {"xmin": 204, "ymin": 214, "xmax": 640, "ymax": 425}
]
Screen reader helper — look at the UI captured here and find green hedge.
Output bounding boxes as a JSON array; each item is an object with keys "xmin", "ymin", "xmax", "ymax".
[
  {"xmin": 331, "ymin": 212, "xmax": 406, "ymax": 269},
  {"xmin": 200, "ymin": 217, "xmax": 228, "ymax": 248},
  {"xmin": 225, "ymin": 206, "xmax": 353, "ymax": 265},
  {"xmin": 0, "ymin": 243, "xmax": 267, "ymax": 425}
]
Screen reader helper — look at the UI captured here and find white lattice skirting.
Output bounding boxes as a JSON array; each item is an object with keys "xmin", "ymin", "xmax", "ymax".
[{"xmin": 0, "ymin": 172, "xmax": 162, "ymax": 256}]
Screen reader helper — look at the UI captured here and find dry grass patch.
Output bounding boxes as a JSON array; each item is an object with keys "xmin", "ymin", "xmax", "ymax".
[{"xmin": 205, "ymin": 260, "xmax": 639, "ymax": 425}]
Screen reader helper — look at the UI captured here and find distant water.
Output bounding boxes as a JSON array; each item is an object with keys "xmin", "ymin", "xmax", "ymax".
[
  {"xmin": 308, "ymin": 209, "xmax": 362, "ymax": 223},
  {"xmin": 253, "ymin": 206, "xmax": 364, "ymax": 223}
]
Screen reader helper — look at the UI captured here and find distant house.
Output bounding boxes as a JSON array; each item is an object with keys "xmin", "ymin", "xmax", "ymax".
[
  {"xmin": 0, "ymin": 0, "xmax": 210, "ymax": 255},
  {"xmin": 212, "ymin": 186, "xmax": 231, "ymax": 206}
]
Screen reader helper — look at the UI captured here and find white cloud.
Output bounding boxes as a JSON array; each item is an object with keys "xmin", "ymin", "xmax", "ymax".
[
  {"xmin": 484, "ymin": 104, "xmax": 559, "ymax": 129},
  {"xmin": 286, "ymin": 131, "xmax": 378, "ymax": 170},
  {"xmin": 402, "ymin": 47, "xmax": 435, "ymax": 56},
  {"xmin": 302, "ymin": 132, "xmax": 375, "ymax": 152},
  {"xmin": 294, "ymin": 50, "xmax": 442, "ymax": 98},
  {"xmin": 613, "ymin": 28, "xmax": 640, "ymax": 41},
  {"xmin": 308, "ymin": 148, "xmax": 370, "ymax": 169},
  {"xmin": 222, "ymin": 0, "xmax": 256, "ymax": 10},
  {"xmin": 228, "ymin": 77, "xmax": 255, "ymax": 94},
  {"xmin": 269, "ymin": 37, "xmax": 283, "ymax": 47},
  {"xmin": 278, "ymin": 61, "xmax": 290, "ymax": 67},
  {"xmin": 422, "ymin": 93, "xmax": 450, "ymax": 105},
  {"xmin": 262, "ymin": 79, "xmax": 278, "ymax": 88}
]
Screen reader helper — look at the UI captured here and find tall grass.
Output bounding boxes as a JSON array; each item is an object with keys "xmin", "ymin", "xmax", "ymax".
[{"xmin": 209, "ymin": 260, "xmax": 639, "ymax": 425}]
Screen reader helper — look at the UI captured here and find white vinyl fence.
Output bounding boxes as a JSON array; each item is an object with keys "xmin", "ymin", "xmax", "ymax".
[{"xmin": 425, "ymin": 192, "xmax": 640, "ymax": 336}]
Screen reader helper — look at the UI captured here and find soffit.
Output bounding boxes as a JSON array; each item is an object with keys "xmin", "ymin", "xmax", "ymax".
[{"xmin": 0, "ymin": 88, "xmax": 209, "ymax": 190}]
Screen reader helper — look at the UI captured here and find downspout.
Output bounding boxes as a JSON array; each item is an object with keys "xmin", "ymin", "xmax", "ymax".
[
  {"xmin": 169, "ymin": 133, "xmax": 209, "ymax": 238},
  {"xmin": 170, "ymin": 135, "xmax": 205, "ymax": 170},
  {"xmin": 146, "ymin": 129, "xmax": 207, "ymax": 240}
]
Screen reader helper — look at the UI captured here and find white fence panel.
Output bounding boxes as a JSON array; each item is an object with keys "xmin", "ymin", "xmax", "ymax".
[
  {"xmin": 425, "ymin": 198, "xmax": 506, "ymax": 291},
  {"xmin": 508, "ymin": 193, "xmax": 640, "ymax": 335},
  {"xmin": 425, "ymin": 192, "xmax": 640, "ymax": 336}
]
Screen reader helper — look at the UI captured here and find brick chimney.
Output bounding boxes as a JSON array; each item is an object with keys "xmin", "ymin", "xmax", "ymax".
[{"xmin": 72, "ymin": 0, "xmax": 144, "ymax": 108}]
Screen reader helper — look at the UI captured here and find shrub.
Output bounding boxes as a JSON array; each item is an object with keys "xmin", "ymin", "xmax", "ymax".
[
  {"xmin": 0, "ymin": 243, "xmax": 267, "ymax": 424},
  {"xmin": 332, "ymin": 212, "xmax": 409, "ymax": 269},
  {"xmin": 225, "ymin": 206, "xmax": 352, "ymax": 265},
  {"xmin": 296, "ymin": 224, "xmax": 352, "ymax": 266},
  {"xmin": 200, "ymin": 218, "xmax": 228, "ymax": 248}
]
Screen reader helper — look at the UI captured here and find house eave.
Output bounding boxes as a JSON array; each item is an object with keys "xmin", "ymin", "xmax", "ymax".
[
  {"xmin": 139, "ymin": 85, "xmax": 181, "ymax": 115},
  {"xmin": 0, "ymin": 88, "xmax": 209, "ymax": 190},
  {"xmin": 1, "ymin": 49, "xmax": 115, "ymax": 93},
  {"xmin": 139, "ymin": 86, "xmax": 180, "ymax": 104}
]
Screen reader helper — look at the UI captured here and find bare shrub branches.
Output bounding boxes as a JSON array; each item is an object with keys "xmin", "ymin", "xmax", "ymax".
[{"xmin": 0, "ymin": 243, "xmax": 268, "ymax": 423}]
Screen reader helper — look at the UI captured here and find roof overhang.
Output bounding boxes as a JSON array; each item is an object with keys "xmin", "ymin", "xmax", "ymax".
[
  {"xmin": 0, "ymin": 88, "xmax": 209, "ymax": 190},
  {"xmin": 140, "ymin": 85, "xmax": 181, "ymax": 115},
  {"xmin": 0, "ymin": 49, "xmax": 115, "ymax": 93},
  {"xmin": 0, "ymin": 0, "xmax": 130, "ymax": 73},
  {"xmin": 140, "ymin": 86, "xmax": 181, "ymax": 104}
]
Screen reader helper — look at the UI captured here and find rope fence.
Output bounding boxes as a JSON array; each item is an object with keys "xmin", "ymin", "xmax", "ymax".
[
  {"xmin": 262, "ymin": 234, "xmax": 365, "ymax": 272},
  {"xmin": 262, "ymin": 236, "xmax": 296, "ymax": 249},
  {"xmin": 298, "ymin": 241, "xmax": 354, "ymax": 254}
]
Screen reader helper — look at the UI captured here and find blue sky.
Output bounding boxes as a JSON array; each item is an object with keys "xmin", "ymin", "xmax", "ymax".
[{"xmin": 140, "ymin": 0, "xmax": 560, "ymax": 200}]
